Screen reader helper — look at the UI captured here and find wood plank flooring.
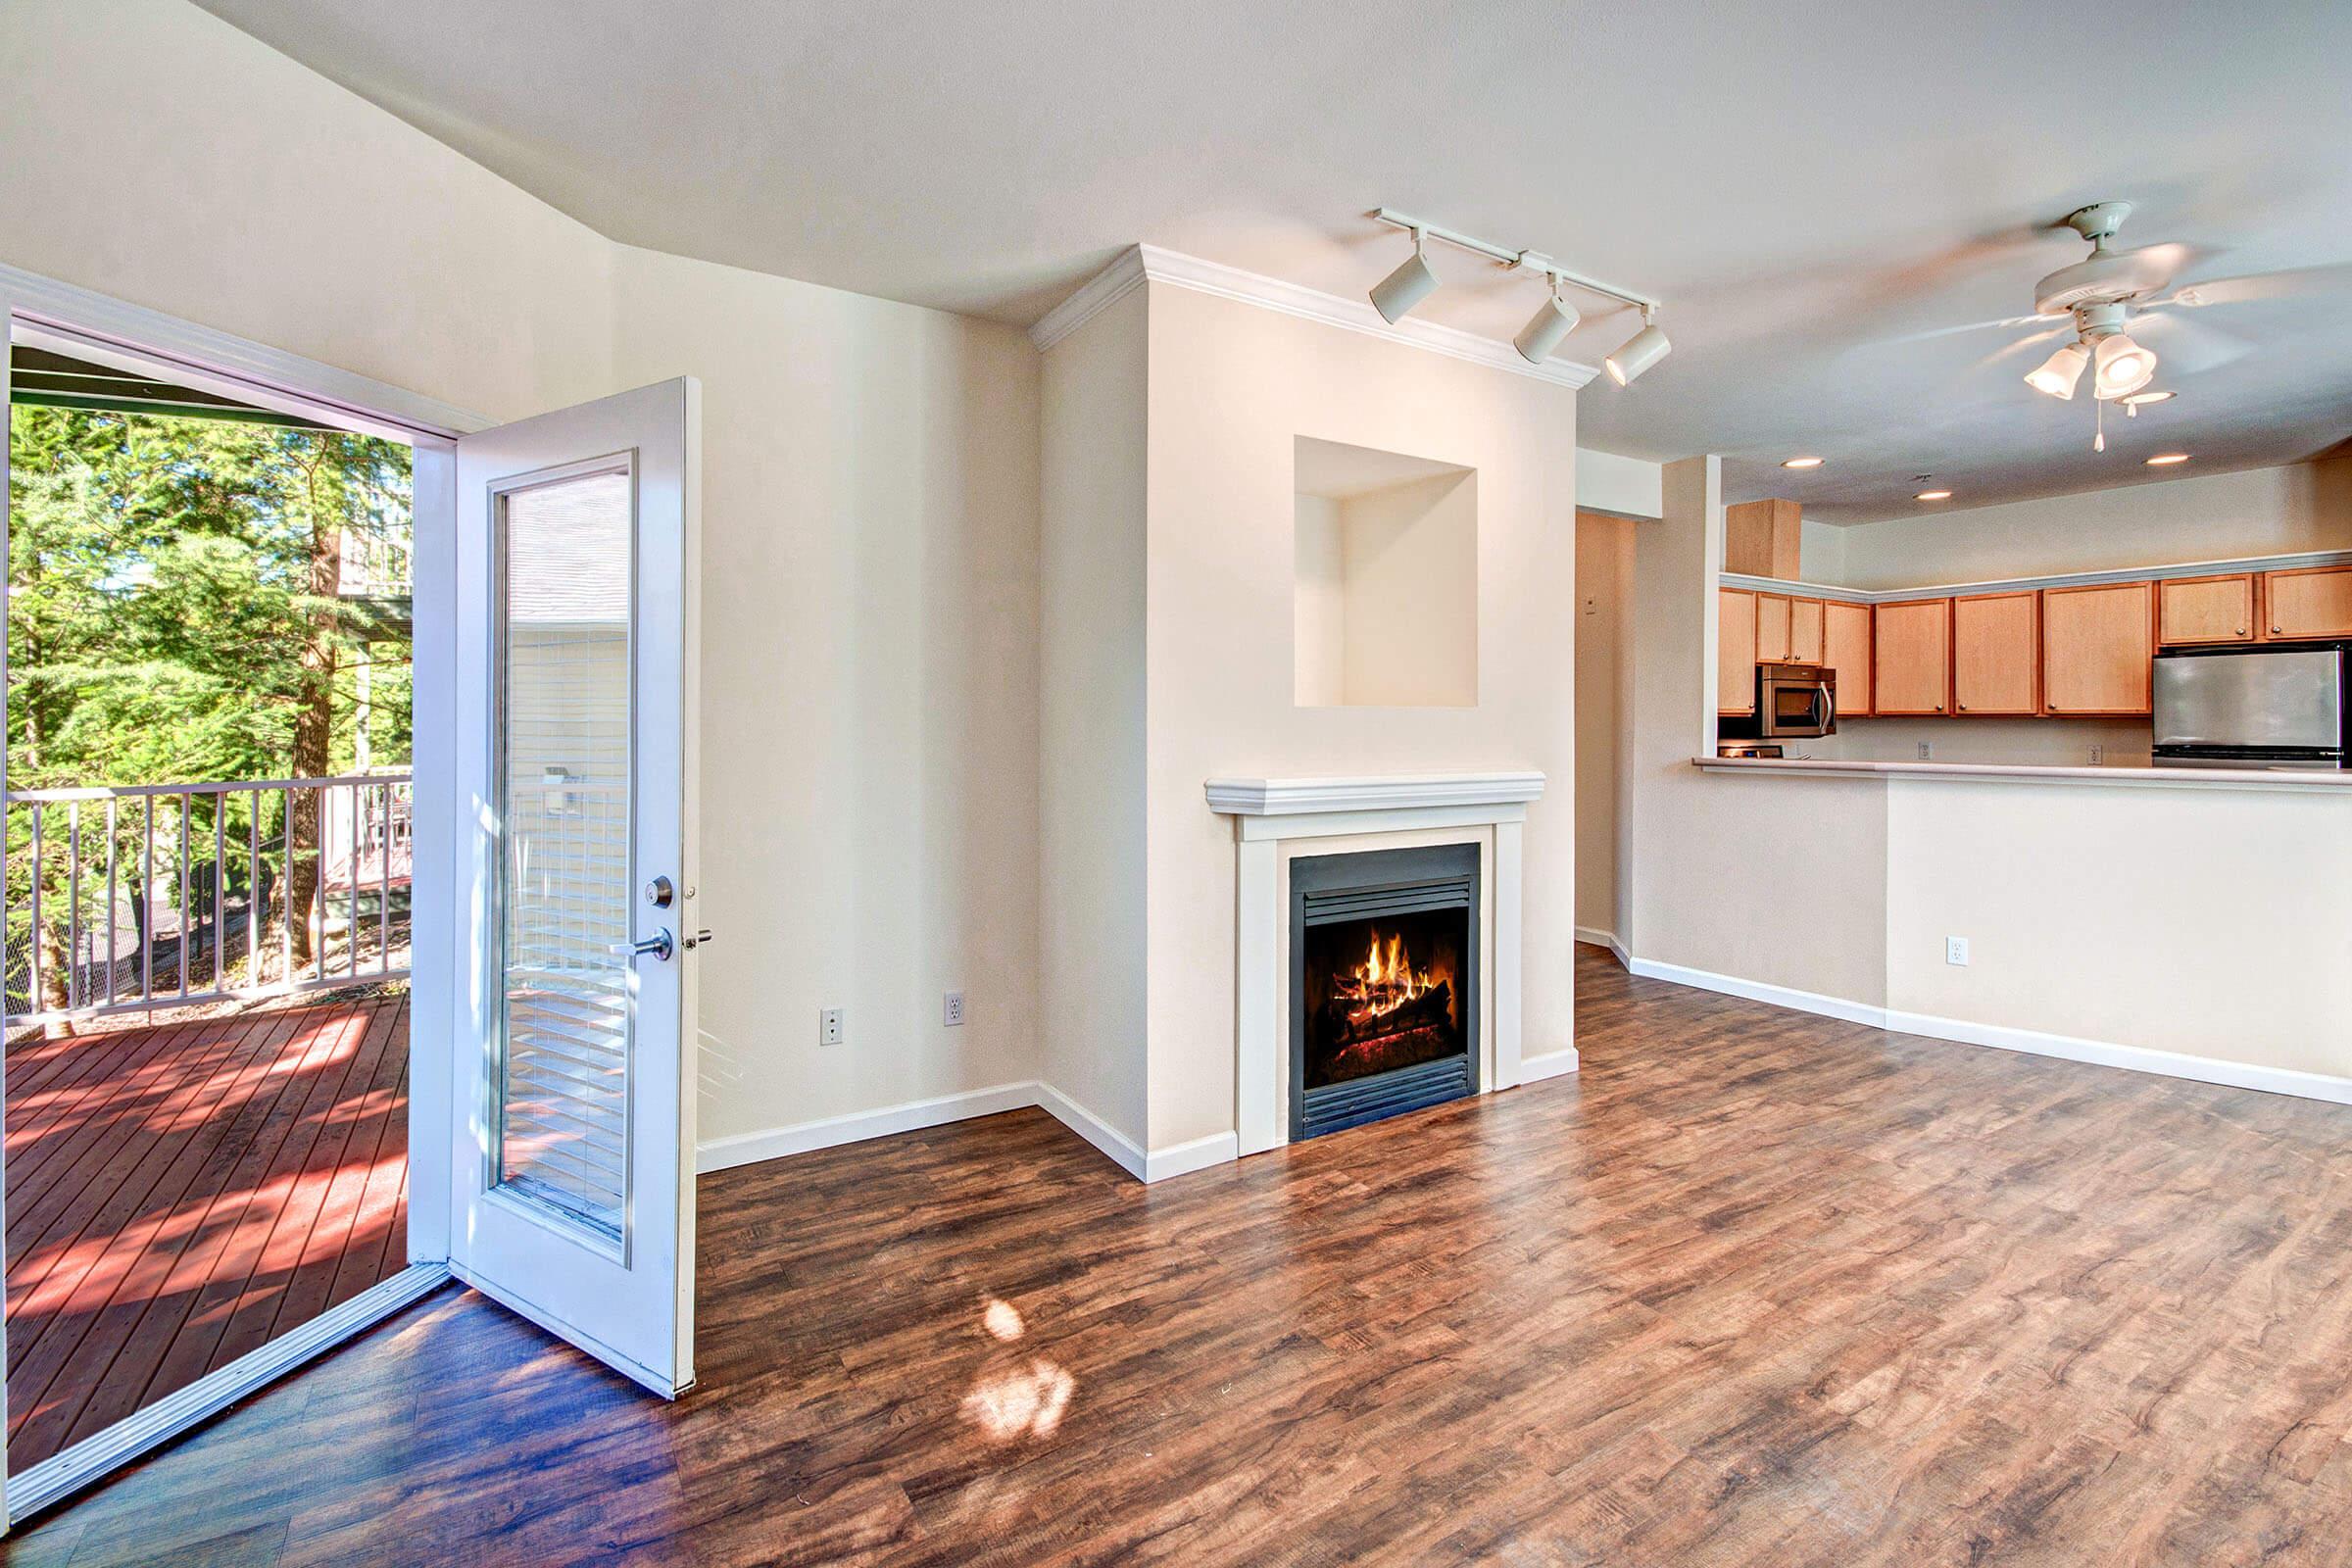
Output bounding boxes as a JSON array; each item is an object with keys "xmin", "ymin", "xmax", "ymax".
[
  {"xmin": 4, "ymin": 996, "xmax": 409, "ymax": 1473},
  {"xmin": 9, "ymin": 950, "xmax": 2352, "ymax": 1564}
]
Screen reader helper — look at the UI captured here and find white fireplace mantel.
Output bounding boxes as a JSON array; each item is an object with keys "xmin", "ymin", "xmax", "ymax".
[{"xmin": 1205, "ymin": 770, "xmax": 1559, "ymax": 1158}]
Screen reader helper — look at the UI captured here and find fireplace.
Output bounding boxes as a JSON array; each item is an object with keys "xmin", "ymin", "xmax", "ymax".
[{"xmin": 1290, "ymin": 843, "xmax": 1480, "ymax": 1141}]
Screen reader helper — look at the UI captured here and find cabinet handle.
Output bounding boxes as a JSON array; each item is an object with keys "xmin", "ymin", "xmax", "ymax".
[{"xmin": 2273, "ymin": 626, "xmax": 2283, "ymax": 634}]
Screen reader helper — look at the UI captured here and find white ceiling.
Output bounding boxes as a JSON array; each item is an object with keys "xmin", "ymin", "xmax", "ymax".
[{"xmin": 193, "ymin": 0, "xmax": 2352, "ymax": 522}]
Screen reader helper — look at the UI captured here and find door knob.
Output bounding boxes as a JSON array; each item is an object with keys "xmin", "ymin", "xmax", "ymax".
[{"xmin": 614, "ymin": 929, "xmax": 674, "ymax": 962}]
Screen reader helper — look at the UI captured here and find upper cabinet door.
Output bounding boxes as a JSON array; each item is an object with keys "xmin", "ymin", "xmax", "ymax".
[
  {"xmin": 1788, "ymin": 597, "xmax": 1824, "ymax": 663},
  {"xmin": 2041, "ymin": 581, "xmax": 2154, "ymax": 715},
  {"xmin": 1754, "ymin": 593, "xmax": 1793, "ymax": 662},
  {"xmin": 1822, "ymin": 600, "xmax": 1872, "ymax": 716},
  {"xmin": 1952, "ymin": 592, "xmax": 2039, "ymax": 715},
  {"xmin": 1718, "ymin": 589, "xmax": 1757, "ymax": 715},
  {"xmin": 2158, "ymin": 574, "xmax": 2256, "ymax": 645},
  {"xmin": 2264, "ymin": 566, "xmax": 2352, "ymax": 640},
  {"xmin": 1873, "ymin": 599, "xmax": 1952, "ymax": 715}
]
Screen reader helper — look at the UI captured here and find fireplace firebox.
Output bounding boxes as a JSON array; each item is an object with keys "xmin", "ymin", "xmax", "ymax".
[{"xmin": 1290, "ymin": 843, "xmax": 1480, "ymax": 1141}]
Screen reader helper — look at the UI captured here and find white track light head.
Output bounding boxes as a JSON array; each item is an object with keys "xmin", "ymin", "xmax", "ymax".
[
  {"xmin": 1513, "ymin": 278, "xmax": 1581, "ymax": 364},
  {"xmin": 1605, "ymin": 313, "xmax": 1671, "ymax": 385},
  {"xmin": 1370, "ymin": 230, "xmax": 1440, "ymax": 323},
  {"xmin": 2024, "ymin": 341, "xmax": 2089, "ymax": 399}
]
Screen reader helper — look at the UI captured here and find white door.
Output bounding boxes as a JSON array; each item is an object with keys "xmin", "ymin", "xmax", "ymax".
[{"xmin": 449, "ymin": 379, "xmax": 701, "ymax": 1396}]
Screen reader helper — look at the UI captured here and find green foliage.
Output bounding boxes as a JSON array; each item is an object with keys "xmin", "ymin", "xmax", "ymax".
[{"xmin": 6, "ymin": 405, "xmax": 413, "ymax": 1007}]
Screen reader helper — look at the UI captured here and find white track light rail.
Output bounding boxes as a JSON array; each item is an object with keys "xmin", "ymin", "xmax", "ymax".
[
  {"xmin": 1371, "ymin": 208, "xmax": 1662, "ymax": 315},
  {"xmin": 1371, "ymin": 208, "xmax": 1667, "ymax": 376}
]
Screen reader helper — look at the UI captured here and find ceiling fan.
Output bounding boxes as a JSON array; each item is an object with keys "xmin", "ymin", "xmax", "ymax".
[{"xmin": 2011, "ymin": 201, "xmax": 2198, "ymax": 406}]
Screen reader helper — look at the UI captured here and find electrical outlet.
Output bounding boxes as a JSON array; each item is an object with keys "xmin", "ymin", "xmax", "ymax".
[
  {"xmin": 819, "ymin": 1007, "xmax": 845, "ymax": 1047},
  {"xmin": 1945, "ymin": 936, "xmax": 1970, "ymax": 967},
  {"xmin": 1917, "ymin": 740, "xmax": 1933, "ymax": 760},
  {"xmin": 943, "ymin": 991, "xmax": 966, "ymax": 1027},
  {"xmin": 2087, "ymin": 744, "xmax": 2103, "ymax": 765}
]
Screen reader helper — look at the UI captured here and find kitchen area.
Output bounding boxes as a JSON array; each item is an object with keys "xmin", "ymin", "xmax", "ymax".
[{"xmin": 1710, "ymin": 477, "xmax": 2352, "ymax": 776}]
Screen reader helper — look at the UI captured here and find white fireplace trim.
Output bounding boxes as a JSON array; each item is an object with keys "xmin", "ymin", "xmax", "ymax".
[{"xmin": 1208, "ymin": 772, "xmax": 1553, "ymax": 1159}]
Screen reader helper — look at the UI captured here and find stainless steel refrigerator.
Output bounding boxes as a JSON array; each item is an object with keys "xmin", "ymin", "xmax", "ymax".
[{"xmin": 2152, "ymin": 643, "xmax": 2349, "ymax": 769}]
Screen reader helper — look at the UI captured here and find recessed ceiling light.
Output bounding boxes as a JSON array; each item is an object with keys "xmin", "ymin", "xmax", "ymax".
[
  {"xmin": 2120, "ymin": 390, "xmax": 2176, "ymax": 407},
  {"xmin": 1781, "ymin": 456, "xmax": 1825, "ymax": 469},
  {"xmin": 1915, "ymin": 488, "xmax": 1953, "ymax": 502},
  {"xmin": 2146, "ymin": 453, "xmax": 2190, "ymax": 466}
]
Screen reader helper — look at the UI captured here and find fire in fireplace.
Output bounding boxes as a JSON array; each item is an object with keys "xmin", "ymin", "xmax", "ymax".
[{"xmin": 1291, "ymin": 844, "xmax": 1479, "ymax": 1140}]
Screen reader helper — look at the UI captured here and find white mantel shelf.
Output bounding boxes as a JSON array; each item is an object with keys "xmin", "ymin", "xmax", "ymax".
[
  {"xmin": 1695, "ymin": 756, "xmax": 2352, "ymax": 794},
  {"xmin": 1205, "ymin": 771, "xmax": 1546, "ymax": 816}
]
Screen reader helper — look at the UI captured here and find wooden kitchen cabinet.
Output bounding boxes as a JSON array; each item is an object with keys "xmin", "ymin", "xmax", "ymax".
[
  {"xmin": 1788, "ymin": 597, "xmax": 1824, "ymax": 662},
  {"xmin": 1822, "ymin": 600, "xmax": 1872, "ymax": 716},
  {"xmin": 1754, "ymin": 593, "xmax": 1793, "ymax": 662},
  {"xmin": 2158, "ymin": 574, "xmax": 2256, "ymax": 645},
  {"xmin": 1952, "ymin": 592, "xmax": 2039, "ymax": 715},
  {"xmin": 2263, "ymin": 565, "xmax": 2352, "ymax": 640},
  {"xmin": 1718, "ymin": 588, "xmax": 1756, "ymax": 715},
  {"xmin": 2041, "ymin": 581, "xmax": 2154, "ymax": 714},
  {"xmin": 1873, "ymin": 599, "xmax": 1952, "ymax": 715}
]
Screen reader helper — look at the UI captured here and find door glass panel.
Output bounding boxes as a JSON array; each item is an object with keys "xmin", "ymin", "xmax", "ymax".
[{"xmin": 494, "ymin": 465, "xmax": 634, "ymax": 1245}]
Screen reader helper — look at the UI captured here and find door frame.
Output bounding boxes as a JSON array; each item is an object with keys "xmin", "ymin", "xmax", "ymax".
[{"xmin": 0, "ymin": 263, "xmax": 488, "ymax": 1526}]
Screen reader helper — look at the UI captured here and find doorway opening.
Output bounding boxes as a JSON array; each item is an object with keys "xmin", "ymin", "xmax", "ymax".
[{"xmin": 4, "ymin": 345, "xmax": 415, "ymax": 1478}]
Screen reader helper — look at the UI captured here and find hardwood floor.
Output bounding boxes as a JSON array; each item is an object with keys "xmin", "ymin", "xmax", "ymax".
[
  {"xmin": 4, "ymin": 996, "xmax": 410, "ymax": 1474},
  {"xmin": 9, "ymin": 949, "xmax": 2352, "ymax": 1565}
]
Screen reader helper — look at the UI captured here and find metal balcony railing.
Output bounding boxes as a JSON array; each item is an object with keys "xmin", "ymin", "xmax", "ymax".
[{"xmin": 5, "ymin": 772, "xmax": 413, "ymax": 1027}]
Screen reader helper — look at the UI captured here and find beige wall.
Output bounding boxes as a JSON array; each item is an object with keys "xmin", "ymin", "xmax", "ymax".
[
  {"xmin": 1037, "ymin": 289, "xmax": 1152, "ymax": 1144},
  {"xmin": 1574, "ymin": 512, "xmax": 1634, "ymax": 941},
  {"xmin": 0, "ymin": 0, "xmax": 614, "ymax": 422},
  {"xmin": 10, "ymin": 0, "xmax": 1053, "ymax": 1155},
  {"xmin": 1141, "ymin": 283, "xmax": 1580, "ymax": 1151},
  {"xmin": 1622, "ymin": 459, "xmax": 1889, "ymax": 1003},
  {"xmin": 612, "ymin": 248, "xmax": 1044, "ymax": 1146},
  {"xmin": 1886, "ymin": 781, "xmax": 2352, "ymax": 1078},
  {"xmin": 1825, "ymin": 458, "xmax": 2352, "ymax": 590}
]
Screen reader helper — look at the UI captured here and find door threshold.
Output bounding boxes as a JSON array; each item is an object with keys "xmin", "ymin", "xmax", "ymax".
[{"xmin": 7, "ymin": 1262, "xmax": 451, "ymax": 1525}]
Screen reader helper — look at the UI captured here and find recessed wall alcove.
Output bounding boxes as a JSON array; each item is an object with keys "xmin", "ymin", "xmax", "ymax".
[{"xmin": 1293, "ymin": 436, "xmax": 1478, "ymax": 707}]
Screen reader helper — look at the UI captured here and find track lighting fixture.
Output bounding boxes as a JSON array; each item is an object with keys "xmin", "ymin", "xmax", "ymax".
[
  {"xmin": 1369, "ymin": 226, "xmax": 1440, "ymax": 324},
  {"xmin": 2024, "ymin": 341, "xmax": 2089, "ymax": 400},
  {"xmin": 1368, "ymin": 208, "xmax": 1663, "ymax": 387},
  {"xmin": 1513, "ymin": 276, "xmax": 1581, "ymax": 365},
  {"xmin": 1605, "ymin": 310, "xmax": 1672, "ymax": 386}
]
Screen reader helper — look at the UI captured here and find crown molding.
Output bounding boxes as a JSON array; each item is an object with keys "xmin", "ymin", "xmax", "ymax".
[
  {"xmin": 1720, "ymin": 548, "xmax": 2352, "ymax": 607},
  {"xmin": 1031, "ymin": 244, "xmax": 1601, "ymax": 389}
]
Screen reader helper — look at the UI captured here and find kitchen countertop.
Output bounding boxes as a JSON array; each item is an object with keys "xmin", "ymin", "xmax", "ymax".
[{"xmin": 1693, "ymin": 756, "xmax": 2352, "ymax": 793}]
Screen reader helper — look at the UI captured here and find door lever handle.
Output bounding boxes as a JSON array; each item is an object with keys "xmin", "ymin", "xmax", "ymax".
[{"xmin": 613, "ymin": 929, "xmax": 674, "ymax": 962}]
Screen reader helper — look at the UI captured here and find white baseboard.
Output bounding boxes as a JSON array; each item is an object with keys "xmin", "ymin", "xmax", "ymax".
[
  {"xmin": 1626, "ymin": 956, "xmax": 1890, "ymax": 1028},
  {"xmin": 696, "ymin": 1081, "xmax": 1037, "ymax": 1173},
  {"xmin": 1145, "ymin": 1129, "xmax": 1240, "ymax": 1182},
  {"xmin": 1518, "ymin": 1047, "xmax": 1582, "ymax": 1083},
  {"xmin": 1625, "ymin": 953, "xmax": 2352, "ymax": 1109},
  {"xmin": 1884, "ymin": 1007, "xmax": 2352, "ymax": 1107},
  {"xmin": 1575, "ymin": 926, "xmax": 1632, "ymax": 967},
  {"xmin": 1032, "ymin": 1082, "xmax": 1149, "ymax": 1179}
]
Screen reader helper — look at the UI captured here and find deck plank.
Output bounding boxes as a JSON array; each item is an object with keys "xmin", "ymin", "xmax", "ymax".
[{"xmin": 3, "ymin": 997, "xmax": 409, "ymax": 1474}]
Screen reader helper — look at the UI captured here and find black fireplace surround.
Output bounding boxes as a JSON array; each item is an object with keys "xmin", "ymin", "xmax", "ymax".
[{"xmin": 1289, "ymin": 843, "xmax": 1480, "ymax": 1142}]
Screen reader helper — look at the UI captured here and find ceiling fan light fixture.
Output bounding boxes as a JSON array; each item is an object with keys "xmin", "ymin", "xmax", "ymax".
[
  {"xmin": 2091, "ymin": 330, "xmax": 2157, "ymax": 399},
  {"xmin": 2024, "ymin": 341, "xmax": 2089, "ymax": 400}
]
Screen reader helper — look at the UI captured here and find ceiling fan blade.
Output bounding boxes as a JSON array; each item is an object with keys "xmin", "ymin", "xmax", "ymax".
[
  {"xmin": 1979, "ymin": 324, "xmax": 2068, "ymax": 368},
  {"xmin": 2160, "ymin": 261, "xmax": 2352, "ymax": 310},
  {"xmin": 2132, "ymin": 309, "xmax": 2254, "ymax": 373}
]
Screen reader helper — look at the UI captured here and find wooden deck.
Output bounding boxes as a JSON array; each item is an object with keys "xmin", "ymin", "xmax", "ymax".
[{"xmin": 4, "ymin": 994, "xmax": 409, "ymax": 1474}]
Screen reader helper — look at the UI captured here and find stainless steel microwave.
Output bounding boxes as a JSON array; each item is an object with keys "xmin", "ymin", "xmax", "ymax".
[{"xmin": 1721, "ymin": 662, "xmax": 1838, "ymax": 740}]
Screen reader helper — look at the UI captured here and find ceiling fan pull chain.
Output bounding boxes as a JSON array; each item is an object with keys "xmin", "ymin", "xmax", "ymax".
[{"xmin": 2094, "ymin": 397, "xmax": 2106, "ymax": 453}]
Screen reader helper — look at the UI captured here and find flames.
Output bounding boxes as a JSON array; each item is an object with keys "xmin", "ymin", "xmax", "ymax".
[{"xmin": 1336, "ymin": 928, "xmax": 1439, "ymax": 1028}]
